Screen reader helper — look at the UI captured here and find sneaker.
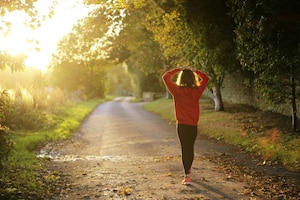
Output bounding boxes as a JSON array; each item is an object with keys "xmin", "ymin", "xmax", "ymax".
[
  {"xmin": 182, "ymin": 176, "xmax": 191, "ymax": 185},
  {"xmin": 182, "ymin": 171, "xmax": 191, "ymax": 185}
]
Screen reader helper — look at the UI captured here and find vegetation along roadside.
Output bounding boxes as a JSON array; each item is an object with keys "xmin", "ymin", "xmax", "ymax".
[{"xmin": 0, "ymin": 98, "xmax": 105, "ymax": 199}]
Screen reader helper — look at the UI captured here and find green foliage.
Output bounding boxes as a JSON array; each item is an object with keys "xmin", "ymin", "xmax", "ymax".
[
  {"xmin": 106, "ymin": 2, "xmax": 165, "ymax": 95},
  {"xmin": 184, "ymin": 0, "xmax": 238, "ymax": 84},
  {"xmin": 0, "ymin": 52, "xmax": 27, "ymax": 72},
  {"xmin": 228, "ymin": 0, "xmax": 300, "ymax": 131},
  {"xmin": 53, "ymin": 5, "xmax": 110, "ymax": 63},
  {"xmin": 137, "ymin": 0, "xmax": 239, "ymax": 85},
  {"xmin": 51, "ymin": 60, "xmax": 108, "ymax": 98},
  {"xmin": 146, "ymin": 8, "xmax": 187, "ymax": 65},
  {"xmin": 1, "ymin": 85, "xmax": 57, "ymax": 131},
  {"xmin": 50, "ymin": 4, "xmax": 115, "ymax": 98},
  {"xmin": 0, "ymin": 126, "xmax": 13, "ymax": 170},
  {"xmin": 0, "ymin": 0, "xmax": 37, "ymax": 15},
  {"xmin": 228, "ymin": 0, "xmax": 300, "ymax": 104},
  {"xmin": 106, "ymin": 64, "xmax": 134, "ymax": 96},
  {"xmin": 0, "ymin": 90, "xmax": 11, "ymax": 124}
]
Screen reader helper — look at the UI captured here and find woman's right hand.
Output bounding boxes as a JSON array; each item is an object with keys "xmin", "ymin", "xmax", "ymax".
[
  {"xmin": 179, "ymin": 66, "xmax": 186, "ymax": 71},
  {"xmin": 186, "ymin": 66, "xmax": 196, "ymax": 72}
]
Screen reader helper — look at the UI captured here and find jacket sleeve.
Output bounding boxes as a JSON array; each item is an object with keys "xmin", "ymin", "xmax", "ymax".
[
  {"xmin": 162, "ymin": 68, "xmax": 181, "ymax": 94},
  {"xmin": 195, "ymin": 70, "xmax": 209, "ymax": 94}
]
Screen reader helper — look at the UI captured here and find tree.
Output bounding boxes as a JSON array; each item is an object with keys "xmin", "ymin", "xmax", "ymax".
[
  {"xmin": 127, "ymin": 0, "xmax": 238, "ymax": 111},
  {"xmin": 102, "ymin": 0, "xmax": 166, "ymax": 97},
  {"xmin": 0, "ymin": 0, "xmax": 39, "ymax": 72},
  {"xmin": 0, "ymin": 0, "xmax": 37, "ymax": 15},
  {"xmin": 106, "ymin": 64, "xmax": 133, "ymax": 96},
  {"xmin": 50, "ymin": 5, "xmax": 116, "ymax": 98},
  {"xmin": 229, "ymin": 0, "xmax": 300, "ymax": 132},
  {"xmin": 182, "ymin": 0, "xmax": 239, "ymax": 111},
  {"xmin": 0, "ymin": 52, "xmax": 27, "ymax": 72}
]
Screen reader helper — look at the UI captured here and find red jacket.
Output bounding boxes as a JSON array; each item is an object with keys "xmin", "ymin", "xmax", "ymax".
[{"xmin": 162, "ymin": 68, "xmax": 209, "ymax": 126}]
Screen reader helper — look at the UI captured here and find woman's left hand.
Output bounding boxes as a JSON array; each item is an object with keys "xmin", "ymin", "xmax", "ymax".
[{"xmin": 186, "ymin": 66, "xmax": 196, "ymax": 72}]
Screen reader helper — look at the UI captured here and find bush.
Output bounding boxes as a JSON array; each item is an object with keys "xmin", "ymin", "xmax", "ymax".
[
  {"xmin": 0, "ymin": 86, "xmax": 57, "ymax": 131},
  {"xmin": 8, "ymin": 106, "xmax": 55, "ymax": 130},
  {"xmin": 0, "ymin": 126, "xmax": 13, "ymax": 170},
  {"xmin": 0, "ymin": 90, "xmax": 13, "ymax": 170},
  {"xmin": 0, "ymin": 90, "xmax": 12, "ymax": 126}
]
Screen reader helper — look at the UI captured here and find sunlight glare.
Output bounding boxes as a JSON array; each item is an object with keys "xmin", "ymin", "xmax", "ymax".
[
  {"xmin": 0, "ymin": 0, "xmax": 91, "ymax": 72},
  {"xmin": 0, "ymin": 11, "xmax": 33, "ymax": 55}
]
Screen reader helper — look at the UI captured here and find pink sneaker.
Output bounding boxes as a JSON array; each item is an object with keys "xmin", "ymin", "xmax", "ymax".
[
  {"xmin": 182, "ymin": 171, "xmax": 191, "ymax": 185},
  {"xmin": 182, "ymin": 176, "xmax": 191, "ymax": 185}
]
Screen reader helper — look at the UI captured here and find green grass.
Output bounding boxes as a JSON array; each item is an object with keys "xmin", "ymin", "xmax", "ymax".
[
  {"xmin": 0, "ymin": 98, "xmax": 105, "ymax": 198},
  {"xmin": 144, "ymin": 97, "xmax": 300, "ymax": 172},
  {"xmin": 143, "ymin": 98, "xmax": 175, "ymax": 122}
]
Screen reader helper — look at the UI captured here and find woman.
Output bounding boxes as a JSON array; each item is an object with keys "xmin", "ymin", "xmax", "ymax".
[{"xmin": 162, "ymin": 66, "xmax": 209, "ymax": 185}]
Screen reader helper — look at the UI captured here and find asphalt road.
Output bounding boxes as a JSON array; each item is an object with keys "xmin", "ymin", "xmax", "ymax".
[{"xmin": 78, "ymin": 97, "xmax": 179, "ymax": 157}]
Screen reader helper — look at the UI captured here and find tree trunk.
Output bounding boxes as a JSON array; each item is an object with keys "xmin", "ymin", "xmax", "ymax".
[
  {"xmin": 291, "ymin": 68, "xmax": 298, "ymax": 132},
  {"xmin": 211, "ymin": 85, "xmax": 224, "ymax": 111},
  {"xmin": 165, "ymin": 90, "xmax": 172, "ymax": 99}
]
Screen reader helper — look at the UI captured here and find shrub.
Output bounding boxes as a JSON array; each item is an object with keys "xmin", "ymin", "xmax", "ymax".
[
  {"xmin": 0, "ymin": 126, "xmax": 13, "ymax": 170},
  {"xmin": 0, "ymin": 86, "xmax": 57, "ymax": 131},
  {"xmin": 0, "ymin": 90, "xmax": 12, "ymax": 125}
]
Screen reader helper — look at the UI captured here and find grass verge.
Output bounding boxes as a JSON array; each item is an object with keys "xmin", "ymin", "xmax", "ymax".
[
  {"xmin": 0, "ymin": 98, "xmax": 105, "ymax": 199},
  {"xmin": 144, "ymin": 97, "xmax": 300, "ymax": 172}
]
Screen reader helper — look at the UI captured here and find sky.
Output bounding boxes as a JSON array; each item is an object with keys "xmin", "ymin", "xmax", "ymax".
[{"xmin": 0, "ymin": 0, "xmax": 91, "ymax": 72}]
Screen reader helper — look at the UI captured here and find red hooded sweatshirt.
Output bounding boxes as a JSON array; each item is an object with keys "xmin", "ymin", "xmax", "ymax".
[{"xmin": 162, "ymin": 68, "xmax": 209, "ymax": 126}]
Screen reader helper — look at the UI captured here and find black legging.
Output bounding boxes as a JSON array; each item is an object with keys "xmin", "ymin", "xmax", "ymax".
[{"xmin": 177, "ymin": 124, "xmax": 198, "ymax": 175}]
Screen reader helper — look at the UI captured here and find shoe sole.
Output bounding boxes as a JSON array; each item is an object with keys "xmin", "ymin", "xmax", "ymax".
[{"xmin": 182, "ymin": 181, "xmax": 191, "ymax": 185}]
